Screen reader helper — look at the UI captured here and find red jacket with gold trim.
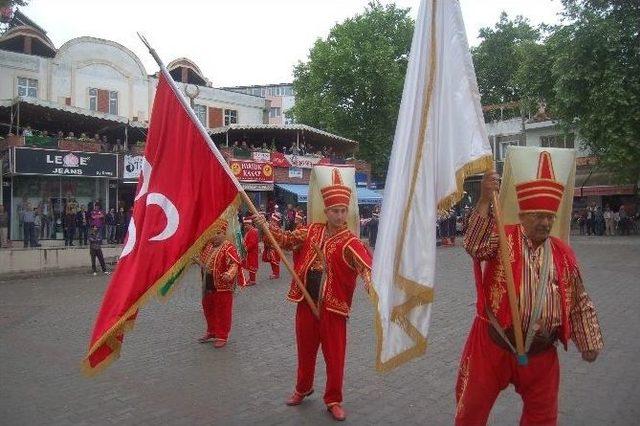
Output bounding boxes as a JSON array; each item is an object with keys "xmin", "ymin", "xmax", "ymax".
[
  {"xmin": 199, "ymin": 239, "xmax": 242, "ymax": 292},
  {"xmin": 272, "ymin": 222, "xmax": 372, "ymax": 317},
  {"xmin": 262, "ymin": 225, "xmax": 281, "ymax": 265},
  {"xmin": 242, "ymin": 227, "xmax": 259, "ymax": 272},
  {"xmin": 465, "ymin": 210, "xmax": 603, "ymax": 353}
]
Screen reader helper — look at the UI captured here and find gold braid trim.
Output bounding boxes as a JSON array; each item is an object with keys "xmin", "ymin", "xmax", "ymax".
[
  {"xmin": 369, "ymin": 276, "xmax": 434, "ymax": 372},
  {"xmin": 81, "ymin": 194, "xmax": 242, "ymax": 377},
  {"xmin": 436, "ymin": 155, "xmax": 494, "ymax": 215}
]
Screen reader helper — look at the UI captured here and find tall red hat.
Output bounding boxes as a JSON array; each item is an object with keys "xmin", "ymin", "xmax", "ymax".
[
  {"xmin": 321, "ymin": 168, "xmax": 352, "ymax": 209},
  {"xmin": 515, "ymin": 151, "xmax": 565, "ymax": 214}
]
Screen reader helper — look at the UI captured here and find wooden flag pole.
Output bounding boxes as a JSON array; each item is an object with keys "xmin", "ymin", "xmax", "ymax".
[
  {"xmin": 491, "ymin": 190, "xmax": 527, "ymax": 365},
  {"xmin": 241, "ymin": 194, "xmax": 320, "ymax": 318},
  {"xmin": 137, "ymin": 33, "xmax": 320, "ymax": 318}
]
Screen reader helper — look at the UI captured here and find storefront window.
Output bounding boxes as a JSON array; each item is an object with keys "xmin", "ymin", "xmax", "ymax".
[{"xmin": 11, "ymin": 176, "xmax": 108, "ymax": 240}]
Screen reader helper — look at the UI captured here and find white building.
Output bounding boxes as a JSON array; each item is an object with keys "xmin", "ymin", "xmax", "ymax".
[
  {"xmin": 221, "ymin": 83, "xmax": 295, "ymax": 125},
  {"xmin": 0, "ymin": 11, "xmax": 269, "ymax": 128}
]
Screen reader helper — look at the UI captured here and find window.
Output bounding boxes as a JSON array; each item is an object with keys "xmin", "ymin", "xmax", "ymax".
[
  {"xmin": 224, "ymin": 109, "xmax": 237, "ymax": 125},
  {"xmin": 89, "ymin": 88, "xmax": 118, "ymax": 114},
  {"xmin": 89, "ymin": 88, "xmax": 97, "ymax": 111},
  {"xmin": 496, "ymin": 134, "xmax": 521, "ymax": 160},
  {"xmin": 109, "ymin": 91, "xmax": 118, "ymax": 115},
  {"xmin": 194, "ymin": 104, "xmax": 207, "ymax": 126},
  {"xmin": 540, "ymin": 133, "xmax": 575, "ymax": 149},
  {"xmin": 269, "ymin": 107, "xmax": 281, "ymax": 118},
  {"xmin": 17, "ymin": 77, "xmax": 38, "ymax": 97}
]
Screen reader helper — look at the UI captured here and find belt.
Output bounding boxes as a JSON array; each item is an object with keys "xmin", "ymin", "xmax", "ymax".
[{"xmin": 488, "ymin": 324, "xmax": 557, "ymax": 356}]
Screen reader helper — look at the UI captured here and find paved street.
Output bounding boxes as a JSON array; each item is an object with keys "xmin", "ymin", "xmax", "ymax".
[{"xmin": 1, "ymin": 235, "xmax": 639, "ymax": 425}]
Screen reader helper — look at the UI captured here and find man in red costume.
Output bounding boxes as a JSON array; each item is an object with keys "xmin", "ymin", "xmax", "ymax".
[
  {"xmin": 256, "ymin": 168, "xmax": 372, "ymax": 422},
  {"xmin": 455, "ymin": 151, "xmax": 603, "ymax": 426},
  {"xmin": 196, "ymin": 218, "xmax": 243, "ymax": 348},
  {"xmin": 262, "ymin": 212, "xmax": 282, "ymax": 279},
  {"xmin": 242, "ymin": 218, "xmax": 259, "ymax": 286}
]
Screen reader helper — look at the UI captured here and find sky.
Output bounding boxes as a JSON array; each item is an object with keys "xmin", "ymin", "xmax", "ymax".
[{"xmin": 19, "ymin": 0, "xmax": 564, "ymax": 87}]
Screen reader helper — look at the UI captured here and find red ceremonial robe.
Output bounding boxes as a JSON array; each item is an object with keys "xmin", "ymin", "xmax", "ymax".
[
  {"xmin": 200, "ymin": 239, "xmax": 241, "ymax": 341},
  {"xmin": 272, "ymin": 223, "xmax": 372, "ymax": 406},
  {"xmin": 242, "ymin": 227, "xmax": 259, "ymax": 284},
  {"xmin": 262, "ymin": 225, "xmax": 281, "ymax": 277}
]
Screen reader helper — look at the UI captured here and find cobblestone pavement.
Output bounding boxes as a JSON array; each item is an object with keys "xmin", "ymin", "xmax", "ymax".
[{"xmin": 1, "ymin": 235, "xmax": 639, "ymax": 425}]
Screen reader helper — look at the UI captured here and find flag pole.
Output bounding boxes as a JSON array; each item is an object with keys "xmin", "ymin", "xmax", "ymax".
[
  {"xmin": 491, "ymin": 171, "xmax": 527, "ymax": 365},
  {"xmin": 137, "ymin": 33, "xmax": 320, "ymax": 318}
]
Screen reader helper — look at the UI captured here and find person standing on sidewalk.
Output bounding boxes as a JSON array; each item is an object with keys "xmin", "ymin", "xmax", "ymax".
[
  {"xmin": 22, "ymin": 206, "xmax": 37, "ymax": 248},
  {"xmin": 77, "ymin": 204, "xmax": 89, "ymax": 246},
  {"xmin": 88, "ymin": 225, "xmax": 109, "ymax": 276},
  {"xmin": 604, "ymin": 205, "xmax": 615, "ymax": 236},
  {"xmin": 105, "ymin": 208, "xmax": 116, "ymax": 243},
  {"xmin": 0, "ymin": 204, "xmax": 9, "ymax": 248}
]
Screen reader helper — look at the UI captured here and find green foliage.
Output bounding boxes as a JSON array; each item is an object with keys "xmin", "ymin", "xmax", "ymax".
[
  {"xmin": 289, "ymin": 1, "xmax": 414, "ymax": 178},
  {"xmin": 473, "ymin": 3, "xmax": 640, "ymax": 183},
  {"xmin": 550, "ymin": 0, "xmax": 640, "ymax": 183},
  {"xmin": 471, "ymin": 12, "xmax": 540, "ymax": 111},
  {"xmin": 0, "ymin": 0, "xmax": 29, "ymax": 8}
]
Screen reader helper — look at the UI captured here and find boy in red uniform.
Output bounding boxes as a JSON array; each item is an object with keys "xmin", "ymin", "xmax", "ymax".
[
  {"xmin": 242, "ymin": 218, "xmax": 259, "ymax": 286},
  {"xmin": 262, "ymin": 212, "xmax": 282, "ymax": 279},
  {"xmin": 196, "ymin": 218, "xmax": 242, "ymax": 348}
]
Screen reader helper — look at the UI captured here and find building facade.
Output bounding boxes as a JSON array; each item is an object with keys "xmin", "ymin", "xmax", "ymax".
[
  {"xmin": 222, "ymin": 83, "xmax": 295, "ymax": 125},
  {"xmin": 0, "ymin": 9, "xmax": 270, "ymax": 242}
]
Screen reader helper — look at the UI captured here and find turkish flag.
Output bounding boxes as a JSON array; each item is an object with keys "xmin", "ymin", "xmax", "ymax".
[{"xmin": 83, "ymin": 75, "xmax": 239, "ymax": 375}]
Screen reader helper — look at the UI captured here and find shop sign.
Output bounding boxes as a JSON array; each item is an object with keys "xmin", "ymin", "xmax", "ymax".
[
  {"xmin": 576, "ymin": 156, "xmax": 598, "ymax": 167},
  {"xmin": 229, "ymin": 159, "xmax": 274, "ymax": 183},
  {"xmin": 241, "ymin": 182, "xmax": 274, "ymax": 192},
  {"xmin": 12, "ymin": 147, "xmax": 118, "ymax": 178},
  {"xmin": 252, "ymin": 151, "xmax": 271, "ymax": 163},
  {"xmin": 288, "ymin": 167, "xmax": 303, "ymax": 179},
  {"xmin": 124, "ymin": 155, "xmax": 144, "ymax": 179},
  {"xmin": 271, "ymin": 152, "xmax": 331, "ymax": 169}
]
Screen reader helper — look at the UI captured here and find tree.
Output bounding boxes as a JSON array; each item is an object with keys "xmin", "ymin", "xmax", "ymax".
[
  {"xmin": 289, "ymin": 1, "xmax": 414, "ymax": 178},
  {"xmin": 550, "ymin": 0, "xmax": 640, "ymax": 183},
  {"xmin": 0, "ymin": 1, "xmax": 30, "ymax": 8},
  {"xmin": 471, "ymin": 12, "xmax": 541, "ymax": 113}
]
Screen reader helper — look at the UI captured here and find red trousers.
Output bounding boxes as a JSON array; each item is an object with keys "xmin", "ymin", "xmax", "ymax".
[
  {"xmin": 455, "ymin": 317, "xmax": 559, "ymax": 426},
  {"xmin": 201, "ymin": 290, "xmax": 234, "ymax": 341},
  {"xmin": 294, "ymin": 302, "xmax": 347, "ymax": 406}
]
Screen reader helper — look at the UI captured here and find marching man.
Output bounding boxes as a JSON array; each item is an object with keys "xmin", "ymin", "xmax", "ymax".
[
  {"xmin": 256, "ymin": 168, "xmax": 372, "ymax": 422},
  {"xmin": 456, "ymin": 152, "xmax": 603, "ymax": 425},
  {"xmin": 195, "ymin": 219, "xmax": 243, "ymax": 348},
  {"xmin": 242, "ymin": 218, "xmax": 259, "ymax": 286},
  {"xmin": 262, "ymin": 212, "xmax": 282, "ymax": 279}
]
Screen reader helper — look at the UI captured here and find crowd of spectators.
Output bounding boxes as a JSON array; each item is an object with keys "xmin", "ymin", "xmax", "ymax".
[
  {"xmin": 573, "ymin": 203, "xmax": 639, "ymax": 236},
  {"xmin": 2, "ymin": 126, "xmax": 144, "ymax": 154}
]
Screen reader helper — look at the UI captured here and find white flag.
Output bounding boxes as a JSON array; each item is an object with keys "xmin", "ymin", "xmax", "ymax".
[{"xmin": 371, "ymin": 0, "xmax": 493, "ymax": 371}]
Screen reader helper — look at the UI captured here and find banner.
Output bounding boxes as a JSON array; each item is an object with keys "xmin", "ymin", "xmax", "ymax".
[
  {"xmin": 252, "ymin": 151, "xmax": 271, "ymax": 162},
  {"xmin": 12, "ymin": 147, "xmax": 118, "ymax": 178},
  {"xmin": 270, "ymin": 152, "xmax": 330, "ymax": 169},
  {"xmin": 229, "ymin": 160, "xmax": 274, "ymax": 183},
  {"xmin": 371, "ymin": 0, "xmax": 492, "ymax": 372},
  {"xmin": 123, "ymin": 155, "xmax": 144, "ymax": 179},
  {"xmin": 83, "ymin": 73, "xmax": 241, "ymax": 376}
]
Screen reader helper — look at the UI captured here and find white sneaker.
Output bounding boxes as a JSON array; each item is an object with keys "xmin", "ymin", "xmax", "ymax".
[
  {"xmin": 104, "ymin": 271, "xmax": 110, "ymax": 275},
  {"xmin": 93, "ymin": 272, "xmax": 97, "ymax": 276}
]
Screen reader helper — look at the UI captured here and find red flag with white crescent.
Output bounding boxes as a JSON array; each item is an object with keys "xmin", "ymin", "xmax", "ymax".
[{"xmin": 83, "ymin": 74, "xmax": 240, "ymax": 375}]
